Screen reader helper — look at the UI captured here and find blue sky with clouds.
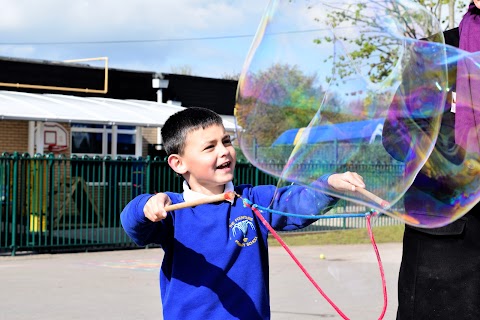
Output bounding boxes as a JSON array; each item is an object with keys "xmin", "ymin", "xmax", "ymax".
[
  {"xmin": 0, "ymin": 0, "xmax": 467, "ymax": 81},
  {"xmin": 0, "ymin": 0, "xmax": 270, "ymax": 78}
]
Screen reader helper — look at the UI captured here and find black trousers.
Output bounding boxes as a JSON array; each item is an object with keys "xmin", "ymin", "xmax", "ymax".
[{"xmin": 397, "ymin": 210, "xmax": 480, "ymax": 320}]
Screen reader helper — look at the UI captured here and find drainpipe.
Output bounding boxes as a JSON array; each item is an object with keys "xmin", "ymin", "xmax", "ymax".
[
  {"xmin": 28, "ymin": 121, "xmax": 35, "ymax": 155},
  {"xmin": 111, "ymin": 125, "xmax": 117, "ymax": 157},
  {"xmin": 152, "ymin": 73, "xmax": 169, "ymax": 103},
  {"xmin": 152, "ymin": 73, "xmax": 169, "ymax": 151},
  {"xmin": 35, "ymin": 121, "xmax": 44, "ymax": 155},
  {"xmin": 135, "ymin": 127, "xmax": 142, "ymax": 157}
]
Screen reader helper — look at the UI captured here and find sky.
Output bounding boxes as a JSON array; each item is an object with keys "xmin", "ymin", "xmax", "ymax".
[
  {"xmin": 0, "ymin": 0, "xmax": 271, "ymax": 79},
  {"xmin": 0, "ymin": 0, "xmax": 470, "ymax": 81}
]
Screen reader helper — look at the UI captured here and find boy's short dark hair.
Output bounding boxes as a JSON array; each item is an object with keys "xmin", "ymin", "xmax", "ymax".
[{"xmin": 161, "ymin": 107, "xmax": 224, "ymax": 155}]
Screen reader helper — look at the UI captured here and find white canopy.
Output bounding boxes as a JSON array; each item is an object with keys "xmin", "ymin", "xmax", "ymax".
[{"xmin": 0, "ymin": 90, "xmax": 237, "ymax": 131}]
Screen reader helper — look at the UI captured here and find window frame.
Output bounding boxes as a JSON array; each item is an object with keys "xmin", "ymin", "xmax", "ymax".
[
  {"xmin": 70, "ymin": 124, "xmax": 141, "ymax": 186},
  {"xmin": 70, "ymin": 124, "xmax": 138, "ymax": 157}
]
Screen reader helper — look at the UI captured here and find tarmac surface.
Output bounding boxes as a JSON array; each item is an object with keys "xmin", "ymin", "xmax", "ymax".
[{"xmin": 0, "ymin": 243, "xmax": 402, "ymax": 320}]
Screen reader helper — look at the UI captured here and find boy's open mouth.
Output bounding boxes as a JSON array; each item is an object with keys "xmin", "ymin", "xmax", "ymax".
[{"xmin": 217, "ymin": 161, "xmax": 231, "ymax": 169}]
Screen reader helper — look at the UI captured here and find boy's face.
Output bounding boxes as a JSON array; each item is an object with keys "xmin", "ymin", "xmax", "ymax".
[{"xmin": 173, "ymin": 124, "xmax": 236, "ymax": 195}]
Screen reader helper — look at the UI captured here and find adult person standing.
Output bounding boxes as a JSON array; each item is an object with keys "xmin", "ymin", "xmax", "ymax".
[{"xmin": 383, "ymin": 2, "xmax": 480, "ymax": 319}]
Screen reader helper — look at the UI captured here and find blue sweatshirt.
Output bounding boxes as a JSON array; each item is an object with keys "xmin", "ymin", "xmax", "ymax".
[{"xmin": 120, "ymin": 182, "xmax": 336, "ymax": 320}]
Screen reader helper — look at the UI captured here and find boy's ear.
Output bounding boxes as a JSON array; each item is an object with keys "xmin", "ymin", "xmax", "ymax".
[{"xmin": 168, "ymin": 154, "xmax": 187, "ymax": 175}]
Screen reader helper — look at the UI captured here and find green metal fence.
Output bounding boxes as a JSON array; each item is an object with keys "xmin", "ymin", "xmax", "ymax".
[{"xmin": 0, "ymin": 152, "xmax": 403, "ymax": 255}]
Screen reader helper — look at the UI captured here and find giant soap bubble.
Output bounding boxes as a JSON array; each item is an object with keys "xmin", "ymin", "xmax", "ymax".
[
  {"xmin": 383, "ymin": 48, "xmax": 480, "ymax": 227},
  {"xmin": 235, "ymin": 0, "xmax": 479, "ymax": 227}
]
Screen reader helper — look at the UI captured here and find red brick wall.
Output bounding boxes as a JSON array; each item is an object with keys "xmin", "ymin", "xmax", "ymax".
[{"xmin": 0, "ymin": 120, "xmax": 29, "ymax": 154}]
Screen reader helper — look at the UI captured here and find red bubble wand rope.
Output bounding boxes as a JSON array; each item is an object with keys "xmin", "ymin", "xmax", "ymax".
[{"xmin": 237, "ymin": 193, "xmax": 388, "ymax": 320}]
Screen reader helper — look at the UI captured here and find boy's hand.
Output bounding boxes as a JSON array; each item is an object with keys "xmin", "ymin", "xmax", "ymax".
[
  {"xmin": 144, "ymin": 193, "xmax": 172, "ymax": 222},
  {"xmin": 327, "ymin": 171, "xmax": 366, "ymax": 192}
]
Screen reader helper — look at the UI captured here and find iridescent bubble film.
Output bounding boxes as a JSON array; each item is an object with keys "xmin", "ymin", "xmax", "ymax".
[
  {"xmin": 383, "ymin": 48, "xmax": 480, "ymax": 227},
  {"xmin": 233, "ymin": 0, "xmax": 480, "ymax": 227}
]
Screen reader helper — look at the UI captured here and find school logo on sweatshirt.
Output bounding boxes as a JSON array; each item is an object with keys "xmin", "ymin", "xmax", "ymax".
[{"xmin": 229, "ymin": 215, "xmax": 257, "ymax": 247}]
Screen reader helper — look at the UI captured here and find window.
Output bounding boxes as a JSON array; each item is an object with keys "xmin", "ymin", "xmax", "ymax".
[
  {"xmin": 71, "ymin": 124, "xmax": 137, "ymax": 157},
  {"xmin": 71, "ymin": 124, "xmax": 140, "ymax": 185},
  {"xmin": 108, "ymin": 133, "xmax": 136, "ymax": 155}
]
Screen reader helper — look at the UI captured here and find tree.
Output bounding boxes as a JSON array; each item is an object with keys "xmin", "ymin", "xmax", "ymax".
[
  {"xmin": 313, "ymin": 0, "xmax": 473, "ymax": 85},
  {"xmin": 221, "ymin": 72, "xmax": 241, "ymax": 80},
  {"xmin": 236, "ymin": 63, "xmax": 328, "ymax": 146},
  {"xmin": 307, "ymin": 0, "xmax": 445, "ymax": 84},
  {"xmin": 169, "ymin": 64, "xmax": 195, "ymax": 75},
  {"xmin": 430, "ymin": 0, "xmax": 468, "ymax": 30}
]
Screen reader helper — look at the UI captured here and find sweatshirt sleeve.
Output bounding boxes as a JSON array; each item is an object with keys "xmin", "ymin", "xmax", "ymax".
[
  {"xmin": 120, "ymin": 193, "xmax": 167, "ymax": 246},
  {"xmin": 249, "ymin": 174, "xmax": 338, "ymax": 231}
]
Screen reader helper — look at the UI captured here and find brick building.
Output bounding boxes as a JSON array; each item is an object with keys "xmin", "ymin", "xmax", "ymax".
[{"xmin": 0, "ymin": 56, "xmax": 238, "ymax": 158}]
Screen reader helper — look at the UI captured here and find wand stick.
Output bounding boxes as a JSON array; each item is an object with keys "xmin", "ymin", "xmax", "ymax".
[
  {"xmin": 163, "ymin": 188, "xmax": 389, "ymax": 211},
  {"xmin": 164, "ymin": 191, "xmax": 236, "ymax": 212},
  {"xmin": 356, "ymin": 187, "xmax": 390, "ymax": 208}
]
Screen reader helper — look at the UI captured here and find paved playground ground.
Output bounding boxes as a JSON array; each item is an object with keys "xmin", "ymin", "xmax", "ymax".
[{"xmin": 0, "ymin": 243, "xmax": 401, "ymax": 320}]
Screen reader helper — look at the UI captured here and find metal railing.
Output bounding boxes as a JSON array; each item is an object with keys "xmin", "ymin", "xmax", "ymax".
[{"xmin": 0, "ymin": 152, "xmax": 403, "ymax": 255}]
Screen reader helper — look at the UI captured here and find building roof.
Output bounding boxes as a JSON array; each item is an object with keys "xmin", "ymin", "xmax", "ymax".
[
  {"xmin": 272, "ymin": 118, "xmax": 384, "ymax": 145},
  {"xmin": 0, "ymin": 90, "xmax": 237, "ymax": 130},
  {"xmin": 162, "ymin": 73, "xmax": 238, "ymax": 116},
  {"xmin": 0, "ymin": 57, "xmax": 239, "ymax": 117}
]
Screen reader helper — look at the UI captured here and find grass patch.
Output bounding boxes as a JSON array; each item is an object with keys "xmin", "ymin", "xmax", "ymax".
[{"xmin": 268, "ymin": 224, "xmax": 405, "ymax": 246}]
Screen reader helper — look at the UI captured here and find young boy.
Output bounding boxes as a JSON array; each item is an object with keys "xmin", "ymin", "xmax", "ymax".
[{"xmin": 121, "ymin": 107, "xmax": 365, "ymax": 320}]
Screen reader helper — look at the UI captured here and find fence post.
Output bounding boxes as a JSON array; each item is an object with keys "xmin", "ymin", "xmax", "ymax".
[
  {"xmin": 47, "ymin": 153, "xmax": 55, "ymax": 243},
  {"xmin": 10, "ymin": 152, "xmax": 19, "ymax": 256},
  {"xmin": 145, "ymin": 156, "xmax": 151, "ymax": 194}
]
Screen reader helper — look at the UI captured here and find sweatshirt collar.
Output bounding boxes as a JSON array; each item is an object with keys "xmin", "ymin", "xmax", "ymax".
[{"xmin": 182, "ymin": 181, "xmax": 235, "ymax": 204}]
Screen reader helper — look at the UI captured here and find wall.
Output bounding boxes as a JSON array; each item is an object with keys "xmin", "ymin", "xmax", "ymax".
[{"xmin": 0, "ymin": 120, "xmax": 29, "ymax": 154}]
